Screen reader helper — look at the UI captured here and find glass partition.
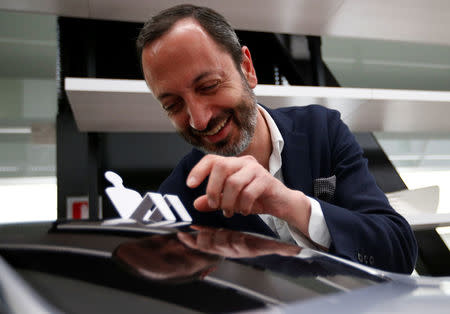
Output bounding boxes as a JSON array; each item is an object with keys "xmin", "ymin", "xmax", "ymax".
[
  {"xmin": 323, "ymin": 36, "xmax": 450, "ymax": 249},
  {"xmin": 0, "ymin": 11, "xmax": 57, "ymax": 223},
  {"xmin": 375, "ymin": 132, "xmax": 450, "ymax": 249}
]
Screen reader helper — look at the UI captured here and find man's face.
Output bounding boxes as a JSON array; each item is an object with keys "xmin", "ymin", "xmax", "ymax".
[
  {"xmin": 141, "ymin": 19, "xmax": 258, "ymax": 156},
  {"xmin": 114, "ymin": 234, "xmax": 221, "ymax": 281}
]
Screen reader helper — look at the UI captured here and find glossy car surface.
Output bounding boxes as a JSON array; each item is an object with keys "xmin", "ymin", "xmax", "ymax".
[{"xmin": 0, "ymin": 221, "xmax": 449, "ymax": 313}]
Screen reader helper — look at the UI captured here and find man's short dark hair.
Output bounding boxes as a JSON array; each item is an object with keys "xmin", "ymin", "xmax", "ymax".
[{"xmin": 136, "ymin": 4, "xmax": 242, "ymax": 69}]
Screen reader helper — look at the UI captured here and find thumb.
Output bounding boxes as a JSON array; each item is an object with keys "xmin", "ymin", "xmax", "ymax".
[{"xmin": 193, "ymin": 195, "xmax": 216, "ymax": 212}]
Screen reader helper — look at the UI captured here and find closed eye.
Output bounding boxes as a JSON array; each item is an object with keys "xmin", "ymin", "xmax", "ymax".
[
  {"xmin": 162, "ymin": 98, "xmax": 183, "ymax": 113},
  {"xmin": 198, "ymin": 80, "xmax": 219, "ymax": 93}
]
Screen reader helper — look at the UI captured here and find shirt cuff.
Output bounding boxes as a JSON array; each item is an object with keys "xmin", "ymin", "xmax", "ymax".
[{"xmin": 307, "ymin": 196, "xmax": 331, "ymax": 248}]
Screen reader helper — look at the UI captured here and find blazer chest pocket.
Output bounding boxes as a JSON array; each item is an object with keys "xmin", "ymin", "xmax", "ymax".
[{"xmin": 313, "ymin": 175, "xmax": 336, "ymax": 202}]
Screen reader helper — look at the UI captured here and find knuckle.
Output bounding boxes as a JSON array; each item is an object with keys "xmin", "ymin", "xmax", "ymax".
[
  {"xmin": 215, "ymin": 158, "xmax": 229, "ymax": 171},
  {"xmin": 250, "ymin": 163, "xmax": 262, "ymax": 173},
  {"xmin": 241, "ymin": 188, "xmax": 256, "ymax": 202},
  {"xmin": 242, "ymin": 155, "xmax": 256, "ymax": 163},
  {"xmin": 206, "ymin": 154, "xmax": 217, "ymax": 161},
  {"xmin": 205, "ymin": 154, "xmax": 220, "ymax": 166},
  {"xmin": 227, "ymin": 176, "xmax": 241, "ymax": 190},
  {"xmin": 206, "ymin": 186, "xmax": 219, "ymax": 199}
]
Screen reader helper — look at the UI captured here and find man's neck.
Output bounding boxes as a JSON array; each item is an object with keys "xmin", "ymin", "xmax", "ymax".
[{"xmin": 239, "ymin": 107, "xmax": 272, "ymax": 170}]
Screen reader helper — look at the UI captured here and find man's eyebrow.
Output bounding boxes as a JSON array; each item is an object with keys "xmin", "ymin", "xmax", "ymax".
[
  {"xmin": 157, "ymin": 92, "xmax": 175, "ymax": 102},
  {"xmin": 191, "ymin": 71, "xmax": 215, "ymax": 86}
]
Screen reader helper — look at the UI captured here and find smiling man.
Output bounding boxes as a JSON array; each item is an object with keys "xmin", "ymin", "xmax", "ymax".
[
  {"xmin": 137, "ymin": 4, "xmax": 417, "ymax": 273},
  {"xmin": 141, "ymin": 19, "xmax": 259, "ymax": 157}
]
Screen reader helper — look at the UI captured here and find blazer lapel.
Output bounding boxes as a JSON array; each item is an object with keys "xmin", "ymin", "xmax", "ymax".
[
  {"xmin": 281, "ymin": 131, "xmax": 313, "ymax": 197},
  {"xmin": 266, "ymin": 106, "xmax": 313, "ymax": 196}
]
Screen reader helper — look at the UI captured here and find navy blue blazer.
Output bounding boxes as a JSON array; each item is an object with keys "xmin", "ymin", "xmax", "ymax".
[{"xmin": 159, "ymin": 105, "xmax": 417, "ymax": 274}]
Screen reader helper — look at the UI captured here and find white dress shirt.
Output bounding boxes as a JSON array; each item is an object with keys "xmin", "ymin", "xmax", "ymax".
[{"xmin": 258, "ymin": 105, "xmax": 331, "ymax": 249}]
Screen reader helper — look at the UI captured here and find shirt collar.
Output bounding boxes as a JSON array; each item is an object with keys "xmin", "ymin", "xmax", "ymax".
[{"xmin": 258, "ymin": 105, "xmax": 284, "ymax": 177}]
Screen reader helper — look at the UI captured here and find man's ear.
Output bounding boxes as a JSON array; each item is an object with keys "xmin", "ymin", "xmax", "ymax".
[{"xmin": 240, "ymin": 46, "xmax": 258, "ymax": 88}]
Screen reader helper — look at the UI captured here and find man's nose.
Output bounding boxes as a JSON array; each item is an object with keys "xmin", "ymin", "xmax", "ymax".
[{"xmin": 186, "ymin": 96, "xmax": 212, "ymax": 131}]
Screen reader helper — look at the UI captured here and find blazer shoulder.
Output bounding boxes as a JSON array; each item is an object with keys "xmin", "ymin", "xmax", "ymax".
[
  {"xmin": 272, "ymin": 103, "xmax": 338, "ymax": 119},
  {"xmin": 269, "ymin": 104, "xmax": 342, "ymax": 134}
]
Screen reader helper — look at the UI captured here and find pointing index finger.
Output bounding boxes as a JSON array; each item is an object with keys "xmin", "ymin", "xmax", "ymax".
[{"xmin": 186, "ymin": 155, "xmax": 220, "ymax": 188}]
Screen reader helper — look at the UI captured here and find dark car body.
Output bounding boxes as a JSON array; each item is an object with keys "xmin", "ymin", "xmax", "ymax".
[{"xmin": 0, "ymin": 221, "xmax": 448, "ymax": 313}]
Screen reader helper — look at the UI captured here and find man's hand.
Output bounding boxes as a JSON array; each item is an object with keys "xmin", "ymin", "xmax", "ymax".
[{"xmin": 186, "ymin": 154, "xmax": 312, "ymax": 237}]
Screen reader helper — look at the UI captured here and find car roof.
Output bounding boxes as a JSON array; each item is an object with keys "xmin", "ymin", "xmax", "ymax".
[{"xmin": 0, "ymin": 221, "xmax": 398, "ymax": 313}]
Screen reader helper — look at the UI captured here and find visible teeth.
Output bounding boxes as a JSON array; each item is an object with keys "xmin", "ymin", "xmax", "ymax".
[
  {"xmin": 206, "ymin": 117, "xmax": 228, "ymax": 135},
  {"xmin": 198, "ymin": 116, "xmax": 230, "ymax": 136}
]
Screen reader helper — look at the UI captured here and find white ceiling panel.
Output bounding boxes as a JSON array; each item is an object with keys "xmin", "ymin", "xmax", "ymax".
[
  {"xmin": 326, "ymin": 0, "xmax": 450, "ymax": 45},
  {"xmin": 65, "ymin": 0, "xmax": 450, "ymax": 46},
  {"xmin": 2, "ymin": 0, "xmax": 450, "ymax": 46},
  {"xmin": 220, "ymin": 0, "xmax": 344, "ymax": 35},
  {"xmin": 89, "ymin": 0, "xmax": 344, "ymax": 35},
  {"xmin": 0, "ymin": 0, "xmax": 89, "ymax": 18}
]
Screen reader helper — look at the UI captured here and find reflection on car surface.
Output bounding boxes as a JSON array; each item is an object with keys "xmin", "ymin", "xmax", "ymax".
[{"xmin": 0, "ymin": 221, "xmax": 448, "ymax": 313}]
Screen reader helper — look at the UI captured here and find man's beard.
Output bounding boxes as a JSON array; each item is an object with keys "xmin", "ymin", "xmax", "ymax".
[{"xmin": 177, "ymin": 80, "xmax": 257, "ymax": 157}]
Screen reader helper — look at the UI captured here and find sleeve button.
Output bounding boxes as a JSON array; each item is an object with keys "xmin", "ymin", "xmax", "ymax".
[{"xmin": 358, "ymin": 253, "xmax": 363, "ymax": 263}]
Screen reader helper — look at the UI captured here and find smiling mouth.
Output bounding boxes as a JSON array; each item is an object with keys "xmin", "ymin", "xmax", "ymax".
[{"xmin": 193, "ymin": 115, "xmax": 231, "ymax": 136}]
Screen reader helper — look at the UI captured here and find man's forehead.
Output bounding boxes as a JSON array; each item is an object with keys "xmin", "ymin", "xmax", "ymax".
[
  {"xmin": 142, "ymin": 17, "xmax": 233, "ymax": 94},
  {"xmin": 148, "ymin": 18, "xmax": 213, "ymax": 55}
]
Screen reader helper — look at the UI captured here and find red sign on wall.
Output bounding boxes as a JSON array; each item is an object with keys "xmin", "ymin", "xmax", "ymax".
[
  {"xmin": 66, "ymin": 197, "xmax": 89, "ymax": 219},
  {"xmin": 66, "ymin": 196, "xmax": 103, "ymax": 220},
  {"xmin": 72, "ymin": 201, "xmax": 88, "ymax": 219}
]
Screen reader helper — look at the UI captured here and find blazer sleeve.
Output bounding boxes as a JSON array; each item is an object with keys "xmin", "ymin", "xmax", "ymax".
[{"xmin": 320, "ymin": 109, "xmax": 417, "ymax": 274}]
